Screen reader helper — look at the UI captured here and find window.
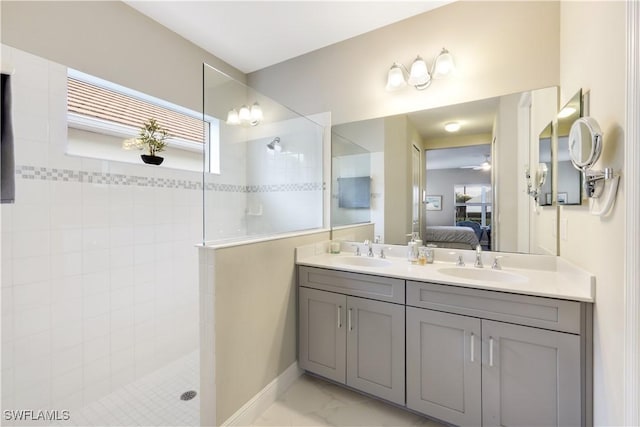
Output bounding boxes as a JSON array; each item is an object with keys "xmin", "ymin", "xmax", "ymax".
[
  {"xmin": 67, "ymin": 69, "xmax": 219, "ymax": 173},
  {"xmin": 454, "ymin": 184, "xmax": 492, "ymax": 227}
]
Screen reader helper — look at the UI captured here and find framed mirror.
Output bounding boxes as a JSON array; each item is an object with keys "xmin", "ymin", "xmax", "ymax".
[
  {"xmin": 556, "ymin": 90, "xmax": 583, "ymax": 205},
  {"xmin": 537, "ymin": 122, "xmax": 553, "ymax": 206}
]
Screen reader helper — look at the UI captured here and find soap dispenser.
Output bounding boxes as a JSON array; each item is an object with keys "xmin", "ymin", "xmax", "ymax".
[{"xmin": 407, "ymin": 233, "xmax": 419, "ymax": 264}]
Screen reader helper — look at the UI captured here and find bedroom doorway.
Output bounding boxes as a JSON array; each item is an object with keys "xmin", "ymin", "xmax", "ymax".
[{"xmin": 423, "ymin": 144, "xmax": 493, "ymax": 250}]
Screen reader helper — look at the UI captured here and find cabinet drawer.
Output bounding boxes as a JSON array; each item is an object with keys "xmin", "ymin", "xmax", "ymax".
[
  {"xmin": 299, "ymin": 266, "xmax": 404, "ymax": 304},
  {"xmin": 406, "ymin": 281, "xmax": 581, "ymax": 334}
]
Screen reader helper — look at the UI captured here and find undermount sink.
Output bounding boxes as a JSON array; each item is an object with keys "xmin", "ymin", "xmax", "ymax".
[
  {"xmin": 336, "ymin": 256, "xmax": 393, "ymax": 268},
  {"xmin": 438, "ymin": 267, "xmax": 528, "ymax": 284}
]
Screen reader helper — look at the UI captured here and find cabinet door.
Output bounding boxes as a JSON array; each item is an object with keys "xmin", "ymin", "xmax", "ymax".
[
  {"xmin": 346, "ymin": 296, "xmax": 405, "ymax": 405},
  {"xmin": 299, "ymin": 287, "xmax": 346, "ymax": 383},
  {"xmin": 482, "ymin": 320, "xmax": 581, "ymax": 427},
  {"xmin": 406, "ymin": 307, "xmax": 481, "ymax": 426}
]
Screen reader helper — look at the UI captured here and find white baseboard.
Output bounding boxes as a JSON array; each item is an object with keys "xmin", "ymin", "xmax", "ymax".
[{"xmin": 221, "ymin": 362, "xmax": 303, "ymax": 426}]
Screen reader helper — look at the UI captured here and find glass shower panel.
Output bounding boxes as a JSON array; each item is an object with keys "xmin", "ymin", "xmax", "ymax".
[{"xmin": 202, "ymin": 64, "xmax": 325, "ymax": 244}]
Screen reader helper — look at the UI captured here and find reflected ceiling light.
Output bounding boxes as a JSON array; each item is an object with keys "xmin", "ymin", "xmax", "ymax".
[
  {"xmin": 558, "ymin": 106, "xmax": 576, "ymax": 118},
  {"xmin": 226, "ymin": 102, "xmax": 263, "ymax": 126},
  {"xmin": 444, "ymin": 122, "xmax": 461, "ymax": 132},
  {"xmin": 386, "ymin": 47, "xmax": 454, "ymax": 91}
]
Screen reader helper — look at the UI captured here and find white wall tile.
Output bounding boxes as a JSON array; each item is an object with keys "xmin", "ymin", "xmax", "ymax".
[
  {"xmin": 51, "ymin": 344, "xmax": 83, "ymax": 377},
  {"xmin": 84, "ymin": 356, "xmax": 110, "ymax": 384},
  {"xmin": 52, "ymin": 367, "xmax": 83, "ymax": 405},
  {"xmin": 110, "ymin": 327, "xmax": 134, "ymax": 354},
  {"xmin": 51, "ymin": 297, "xmax": 82, "ymax": 329},
  {"xmin": 52, "ymin": 323, "xmax": 82, "ymax": 353},
  {"xmin": 50, "ymin": 204, "xmax": 82, "ymax": 230},
  {"xmin": 83, "ymin": 294, "xmax": 110, "ymax": 319},
  {"xmin": 14, "ymin": 354, "xmax": 51, "ymax": 391},
  {"xmin": 50, "ymin": 252, "xmax": 82, "ymax": 279},
  {"xmin": 14, "ymin": 304, "xmax": 50, "ymax": 337},
  {"xmin": 13, "ymin": 256, "xmax": 51, "ymax": 285},
  {"xmin": 83, "ymin": 272, "xmax": 109, "ymax": 297},
  {"xmin": 51, "ymin": 275, "xmax": 82, "ymax": 301},
  {"xmin": 50, "ymin": 229, "xmax": 82, "ymax": 254},
  {"xmin": 13, "ymin": 329, "xmax": 51, "ymax": 363},
  {"xmin": 84, "ymin": 337, "xmax": 110, "ymax": 363},
  {"xmin": 110, "ymin": 306, "xmax": 134, "ymax": 332},
  {"xmin": 83, "ymin": 314, "xmax": 109, "ymax": 341},
  {"xmin": 4, "ymin": 47, "xmax": 202, "ymax": 413},
  {"xmin": 82, "ymin": 249, "xmax": 109, "ymax": 275},
  {"xmin": 13, "ymin": 280, "xmax": 51, "ymax": 308}
]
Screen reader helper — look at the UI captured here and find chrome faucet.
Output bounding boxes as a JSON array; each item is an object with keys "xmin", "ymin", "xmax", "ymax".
[
  {"xmin": 474, "ymin": 245, "xmax": 484, "ymax": 268},
  {"xmin": 352, "ymin": 244, "xmax": 361, "ymax": 256},
  {"xmin": 450, "ymin": 252, "xmax": 465, "ymax": 267},
  {"xmin": 364, "ymin": 240, "xmax": 374, "ymax": 257},
  {"xmin": 492, "ymin": 255, "xmax": 505, "ymax": 270}
]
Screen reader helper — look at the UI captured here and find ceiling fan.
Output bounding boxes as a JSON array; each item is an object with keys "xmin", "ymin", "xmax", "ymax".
[{"xmin": 460, "ymin": 154, "xmax": 491, "ymax": 171}]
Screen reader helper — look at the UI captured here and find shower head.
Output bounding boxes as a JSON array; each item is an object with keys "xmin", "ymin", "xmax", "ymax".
[{"xmin": 266, "ymin": 137, "xmax": 282, "ymax": 152}]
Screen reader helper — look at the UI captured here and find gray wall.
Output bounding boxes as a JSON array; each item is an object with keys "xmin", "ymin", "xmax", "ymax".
[
  {"xmin": 425, "ymin": 168, "xmax": 491, "ymax": 226},
  {"xmin": 0, "ymin": 1, "xmax": 245, "ymax": 113},
  {"xmin": 248, "ymin": 1, "xmax": 560, "ymax": 125}
]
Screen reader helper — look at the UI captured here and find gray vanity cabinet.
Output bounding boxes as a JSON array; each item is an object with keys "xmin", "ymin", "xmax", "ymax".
[
  {"xmin": 298, "ymin": 267, "xmax": 405, "ymax": 405},
  {"xmin": 346, "ymin": 296, "xmax": 405, "ymax": 405},
  {"xmin": 299, "ymin": 267, "xmax": 592, "ymax": 427},
  {"xmin": 406, "ymin": 307, "xmax": 481, "ymax": 426},
  {"xmin": 407, "ymin": 280, "xmax": 590, "ymax": 427},
  {"xmin": 481, "ymin": 320, "xmax": 581, "ymax": 427},
  {"xmin": 298, "ymin": 286, "xmax": 346, "ymax": 383}
]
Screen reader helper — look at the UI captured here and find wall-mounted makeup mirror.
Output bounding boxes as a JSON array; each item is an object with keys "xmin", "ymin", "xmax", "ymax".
[
  {"xmin": 556, "ymin": 90, "xmax": 583, "ymax": 205},
  {"xmin": 567, "ymin": 116, "xmax": 619, "ymax": 216},
  {"xmin": 537, "ymin": 122, "xmax": 553, "ymax": 206}
]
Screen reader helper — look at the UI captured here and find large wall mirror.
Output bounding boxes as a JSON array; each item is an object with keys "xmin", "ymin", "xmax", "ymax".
[{"xmin": 331, "ymin": 86, "xmax": 559, "ymax": 255}]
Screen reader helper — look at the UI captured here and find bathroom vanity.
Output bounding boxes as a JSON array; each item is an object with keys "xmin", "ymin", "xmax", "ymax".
[{"xmin": 296, "ymin": 244, "xmax": 594, "ymax": 427}]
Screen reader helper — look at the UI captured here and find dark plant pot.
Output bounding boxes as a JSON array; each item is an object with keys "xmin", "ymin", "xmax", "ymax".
[{"xmin": 141, "ymin": 154, "xmax": 164, "ymax": 165}]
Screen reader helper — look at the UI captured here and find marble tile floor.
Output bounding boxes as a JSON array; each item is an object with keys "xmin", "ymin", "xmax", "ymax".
[
  {"xmin": 56, "ymin": 351, "xmax": 199, "ymax": 427},
  {"xmin": 251, "ymin": 374, "xmax": 447, "ymax": 427}
]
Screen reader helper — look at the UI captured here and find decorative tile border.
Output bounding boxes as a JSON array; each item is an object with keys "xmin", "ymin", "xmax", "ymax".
[{"xmin": 16, "ymin": 165, "xmax": 323, "ymax": 193}]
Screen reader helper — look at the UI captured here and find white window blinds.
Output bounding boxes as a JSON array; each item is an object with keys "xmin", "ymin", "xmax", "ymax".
[{"xmin": 67, "ymin": 77, "xmax": 204, "ymax": 144}]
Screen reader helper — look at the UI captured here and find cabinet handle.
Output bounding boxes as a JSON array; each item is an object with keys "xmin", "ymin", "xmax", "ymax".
[
  {"xmin": 338, "ymin": 305, "xmax": 342, "ymax": 328},
  {"xmin": 489, "ymin": 337, "xmax": 494, "ymax": 367},
  {"xmin": 348, "ymin": 308, "xmax": 353, "ymax": 331},
  {"xmin": 470, "ymin": 333, "xmax": 475, "ymax": 363}
]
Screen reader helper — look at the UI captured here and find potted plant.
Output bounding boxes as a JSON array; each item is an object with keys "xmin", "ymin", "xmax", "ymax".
[{"xmin": 124, "ymin": 118, "xmax": 169, "ymax": 165}]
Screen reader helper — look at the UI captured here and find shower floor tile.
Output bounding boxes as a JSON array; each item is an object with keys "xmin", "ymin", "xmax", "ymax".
[{"xmin": 61, "ymin": 351, "xmax": 199, "ymax": 427}]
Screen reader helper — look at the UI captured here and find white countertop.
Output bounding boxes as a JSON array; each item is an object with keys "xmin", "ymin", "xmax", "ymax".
[{"xmin": 296, "ymin": 242, "xmax": 595, "ymax": 302}]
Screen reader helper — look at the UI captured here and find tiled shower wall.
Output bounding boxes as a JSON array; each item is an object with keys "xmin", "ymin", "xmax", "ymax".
[
  {"xmin": 1, "ymin": 46, "xmax": 201, "ymax": 415},
  {"xmin": 245, "ymin": 130, "xmax": 324, "ymax": 236}
]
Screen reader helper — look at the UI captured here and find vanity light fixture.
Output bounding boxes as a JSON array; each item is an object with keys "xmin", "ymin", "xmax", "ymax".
[
  {"xmin": 444, "ymin": 122, "xmax": 461, "ymax": 132},
  {"xmin": 386, "ymin": 48, "xmax": 455, "ymax": 91},
  {"xmin": 226, "ymin": 102, "xmax": 263, "ymax": 126}
]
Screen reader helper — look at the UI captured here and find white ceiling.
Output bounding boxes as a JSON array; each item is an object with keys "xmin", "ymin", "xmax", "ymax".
[
  {"xmin": 426, "ymin": 144, "xmax": 492, "ymax": 170},
  {"xmin": 407, "ymin": 96, "xmax": 499, "ymax": 140},
  {"xmin": 123, "ymin": 1, "xmax": 453, "ymax": 73}
]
